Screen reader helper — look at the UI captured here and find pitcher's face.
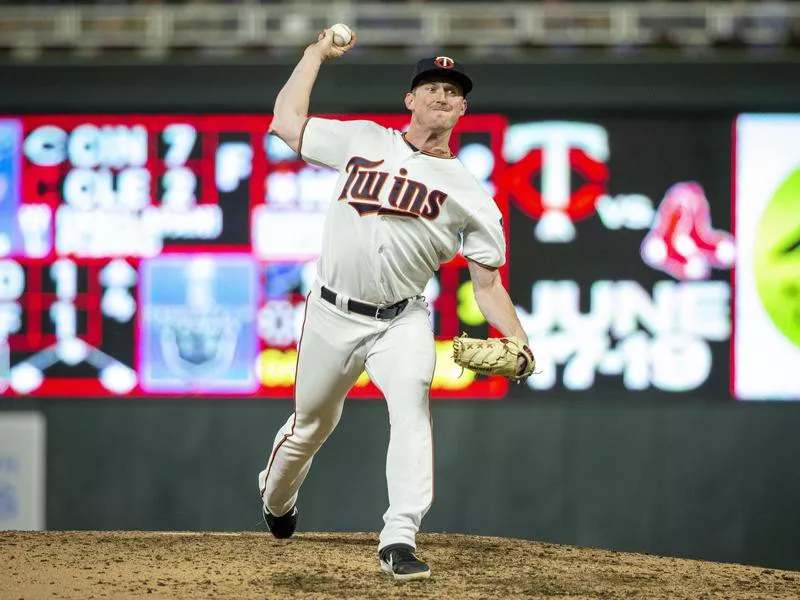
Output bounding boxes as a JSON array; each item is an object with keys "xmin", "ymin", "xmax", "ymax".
[{"xmin": 405, "ymin": 79, "xmax": 467, "ymax": 132}]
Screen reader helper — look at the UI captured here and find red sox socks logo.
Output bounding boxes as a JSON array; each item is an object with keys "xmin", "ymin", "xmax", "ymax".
[
  {"xmin": 640, "ymin": 182, "xmax": 734, "ymax": 280},
  {"xmin": 337, "ymin": 156, "xmax": 448, "ymax": 219}
]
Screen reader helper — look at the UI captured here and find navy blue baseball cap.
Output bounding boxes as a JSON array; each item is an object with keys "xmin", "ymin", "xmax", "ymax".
[{"xmin": 409, "ymin": 56, "xmax": 473, "ymax": 96}]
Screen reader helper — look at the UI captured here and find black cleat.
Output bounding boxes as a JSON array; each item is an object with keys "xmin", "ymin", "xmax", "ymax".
[
  {"xmin": 262, "ymin": 505, "xmax": 298, "ymax": 539},
  {"xmin": 379, "ymin": 543, "xmax": 431, "ymax": 581}
]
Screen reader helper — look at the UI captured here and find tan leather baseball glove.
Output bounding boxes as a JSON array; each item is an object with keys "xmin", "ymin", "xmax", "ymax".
[{"xmin": 452, "ymin": 334, "xmax": 535, "ymax": 382}]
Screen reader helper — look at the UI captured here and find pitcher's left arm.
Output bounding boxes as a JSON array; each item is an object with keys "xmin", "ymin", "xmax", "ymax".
[
  {"xmin": 466, "ymin": 259, "xmax": 533, "ymax": 377},
  {"xmin": 467, "ymin": 259, "xmax": 528, "ymax": 343}
]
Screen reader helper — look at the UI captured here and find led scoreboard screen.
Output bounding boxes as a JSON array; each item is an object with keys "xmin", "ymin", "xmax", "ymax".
[{"xmin": 0, "ymin": 114, "xmax": 510, "ymax": 398}]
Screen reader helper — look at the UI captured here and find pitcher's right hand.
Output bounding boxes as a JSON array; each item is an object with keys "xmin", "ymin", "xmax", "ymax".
[{"xmin": 305, "ymin": 28, "xmax": 357, "ymax": 62}]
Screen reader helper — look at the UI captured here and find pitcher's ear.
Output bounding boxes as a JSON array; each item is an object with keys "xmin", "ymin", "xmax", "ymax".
[{"xmin": 404, "ymin": 92, "xmax": 415, "ymax": 111}]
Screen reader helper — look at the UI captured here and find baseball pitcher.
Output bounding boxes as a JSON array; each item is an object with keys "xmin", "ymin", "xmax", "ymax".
[{"xmin": 258, "ymin": 25, "xmax": 535, "ymax": 581}]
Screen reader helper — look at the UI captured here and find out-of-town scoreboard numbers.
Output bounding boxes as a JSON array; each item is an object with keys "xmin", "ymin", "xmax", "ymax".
[{"xmin": 0, "ymin": 115, "xmax": 510, "ymax": 398}]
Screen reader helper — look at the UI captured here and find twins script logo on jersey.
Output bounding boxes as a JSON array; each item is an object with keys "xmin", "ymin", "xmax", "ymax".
[
  {"xmin": 337, "ymin": 156, "xmax": 448, "ymax": 219},
  {"xmin": 501, "ymin": 122, "xmax": 610, "ymax": 243}
]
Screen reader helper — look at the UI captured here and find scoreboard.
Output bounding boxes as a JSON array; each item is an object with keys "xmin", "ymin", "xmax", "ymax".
[{"xmin": 0, "ymin": 114, "xmax": 510, "ymax": 398}]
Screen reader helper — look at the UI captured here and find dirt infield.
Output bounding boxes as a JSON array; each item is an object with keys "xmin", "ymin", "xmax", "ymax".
[{"xmin": 2, "ymin": 531, "xmax": 799, "ymax": 600}]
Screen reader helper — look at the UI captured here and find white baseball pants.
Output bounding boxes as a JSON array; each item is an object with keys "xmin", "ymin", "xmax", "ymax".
[{"xmin": 258, "ymin": 282, "xmax": 436, "ymax": 551}]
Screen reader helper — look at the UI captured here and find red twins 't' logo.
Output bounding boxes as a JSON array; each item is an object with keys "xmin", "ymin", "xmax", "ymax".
[{"xmin": 434, "ymin": 56, "xmax": 454, "ymax": 69}]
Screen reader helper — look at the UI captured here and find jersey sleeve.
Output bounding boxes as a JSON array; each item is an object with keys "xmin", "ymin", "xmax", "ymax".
[
  {"xmin": 298, "ymin": 117, "xmax": 372, "ymax": 170},
  {"xmin": 461, "ymin": 202, "xmax": 507, "ymax": 268}
]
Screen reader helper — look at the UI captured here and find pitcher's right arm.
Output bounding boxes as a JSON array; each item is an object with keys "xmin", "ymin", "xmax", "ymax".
[{"xmin": 269, "ymin": 28, "xmax": 357, "ymax": 152}]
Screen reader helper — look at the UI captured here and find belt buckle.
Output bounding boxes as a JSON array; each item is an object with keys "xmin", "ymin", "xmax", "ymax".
[{"xmin": 375, "ymin": 306, "xmax": 382, "ymax": 319}]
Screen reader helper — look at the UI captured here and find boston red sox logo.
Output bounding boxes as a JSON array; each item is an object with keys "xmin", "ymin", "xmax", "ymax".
[
  {"xmin": 434, "ymin": 56, "xmax": 455, "ymax": 69},
  {"xmin": 640, "ymin": 181, "xmax": 734, "ymax": 280}
]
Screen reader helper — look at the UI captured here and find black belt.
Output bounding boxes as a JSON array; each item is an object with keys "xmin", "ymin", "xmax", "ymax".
[{"xmin": 321, "ymin": 286, "xmax": 409, "ymax": 320}]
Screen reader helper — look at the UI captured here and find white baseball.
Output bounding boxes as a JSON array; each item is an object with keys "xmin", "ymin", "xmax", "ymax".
[{"xmin": 331, "ymin": 23, "xmax": 352, "ymax": 47}]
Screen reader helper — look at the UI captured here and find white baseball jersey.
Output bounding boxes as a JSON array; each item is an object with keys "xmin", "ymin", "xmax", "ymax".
[{"xmin": 299, "ymin": 117, "xmax": 506, "ymax": 305}]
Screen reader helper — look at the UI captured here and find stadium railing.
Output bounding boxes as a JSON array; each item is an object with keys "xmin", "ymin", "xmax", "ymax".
[{"xmin": 0, "ymin": 2, "xmax": 797, "ymax": 58}]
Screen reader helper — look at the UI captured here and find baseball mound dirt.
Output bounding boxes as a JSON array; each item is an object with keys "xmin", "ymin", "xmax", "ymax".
[{"xmin": 2, "ymin": 531, "xmax": 799, "ymax": 600}]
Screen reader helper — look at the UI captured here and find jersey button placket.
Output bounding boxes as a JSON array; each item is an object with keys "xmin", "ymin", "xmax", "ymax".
[
  {"xmin": 375, "ymin": 215, "xmax": 388, "ymax": 296},
  {"xmin": 377, "ymin": 246, "xmax": 385, "ymax": 286}
]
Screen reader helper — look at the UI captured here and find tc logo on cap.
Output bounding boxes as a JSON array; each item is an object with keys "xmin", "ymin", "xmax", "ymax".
[{"xmin": 434, "ymin": 56, "xmax": 454, "ymax": 69}]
